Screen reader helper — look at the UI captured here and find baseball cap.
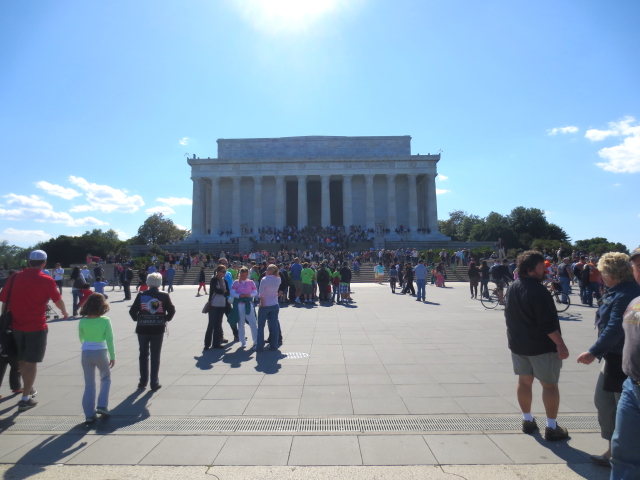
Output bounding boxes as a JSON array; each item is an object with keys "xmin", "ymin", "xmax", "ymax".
[
  {"xmin": 29, "ymin": 250, "xmax": 47, "ymax": 260},
  {"xmin": 630, "ymin": 247, "xmax": 640, "ymax": 261}
]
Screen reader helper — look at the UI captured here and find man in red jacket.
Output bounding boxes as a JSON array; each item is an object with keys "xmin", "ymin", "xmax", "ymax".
[{"xmin": 0, "ymin": 250, "xmax": 68, "ymax": 411}]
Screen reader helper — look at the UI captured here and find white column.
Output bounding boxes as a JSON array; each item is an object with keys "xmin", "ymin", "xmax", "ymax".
[
  {"xmin": 232, "ymin": 177, "xmax": 241, "ymax": 235},
  {"xmin": 253, "ymin": 176, "xmax": 262, "ymax": 233},
  {"xmin": 342, "ymin": 175, "xmax": 353, "ymax": 228},
  {"xmin": 205, "ymin": 182, "xmax": 211, "ymax": 235},
  {"xmin": 297, "ymin": 175, "xmax": 307, "ymax": 228},
  {"xmin": 275, "ymin": 175, "xmax": 285, "ymax": 229},
  {"xmin": 210, "ymin": 177, "xmax": 220, "ymax": 235},
  {"xmin": 386, "ymin": 174, "xmax": 397, "ymax": 231},
  {"xmin": 408, "ymin": 173, "xmax": 418, "ymax": 232},
  {"xmin": 426, "ymin": 173, "xmax": 439, "ymax": 232},
  {"xmin": 321, "ymin": 175, "xmax": 331, "ymax": 227},
  {"xmin": 365, "ymin": 174, "xmax": 375, "ymax": 229},
  {"xmin": 191, "ymin": 177, "xmax": 203, "ymax": 236}
]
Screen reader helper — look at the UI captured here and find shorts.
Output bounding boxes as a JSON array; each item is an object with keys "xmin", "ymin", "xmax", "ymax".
[
  {"xmin": 293, "ymin": 280, "xmax": 302, "ymax": 291},
  {"xmin": 13, "ymin": 327, "xmax": 48, "ymax": 363},
  {"xmin": 301, "ymin": 283, "xmax": 313, "ymax": 295},
  {"xmin": 339, "ymin": 284, "xmax": 349, "ymax": 294},
  {"xmin": 493, "ymin": 280, "xmax": 505, "ymax": 289},
  {"xmin": 511, "ymin": 351, "xmax": 562, "ymax": 384}
]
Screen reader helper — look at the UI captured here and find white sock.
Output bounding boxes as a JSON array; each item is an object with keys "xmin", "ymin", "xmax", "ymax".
[
  {"xmin": 546, "ymin": 418, "xmax": 557, "ymax": 429},
  {"xmin": 22, "ymin": 396, "xmax": 30, "ymax": 402},
  {"xmin": 522, "ymin": 413, "xmax": 534, "ymax": 422}
]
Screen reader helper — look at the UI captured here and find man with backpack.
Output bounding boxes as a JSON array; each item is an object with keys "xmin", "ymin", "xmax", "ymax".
[{"xmin": 316, "ymin": 263, "xmax": 331, "ymax": 303}]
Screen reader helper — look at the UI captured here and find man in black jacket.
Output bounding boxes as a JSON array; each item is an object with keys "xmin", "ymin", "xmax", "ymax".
[
  {"xmin": 129, "ymin": 273, "xmax": 176, "ymax": 391},
  {"xmin": 120, "ymin": 265, "xmax": 134, "ymax": 300},
  {"xmin": 505, "ymin": 251, "xmax": 569, "ymax": 441},
  {"xmin": 316, "ymin": 263, "xmax": 331, "ymax": 303},
  {"xmin": 339, "ymin": 262, "xmax": 352, "ymax": 303}
]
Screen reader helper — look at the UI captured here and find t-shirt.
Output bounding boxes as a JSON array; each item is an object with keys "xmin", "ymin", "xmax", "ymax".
[
  {"xmin": 374, "ymin": 265, "xmax": 385, "ymax": 274},
  {"xmin": 79, "ymin": 316, "xmax": 116, "ymax": 360},
  {"xmin": 301, "ymin": 268, "xmax": 315, "ymax": 284},
  {"xmin": 290, "ymin": 263, "xmax": 302, "ymax": 281},
  {"xmin": 622, "ymin": 295, "xmax": 640, "ymax": 380},
  {"xmin": 259, "ymin": 275, "xmax": 281, "ymax": 307},
  {"xmin": 93, "ymin": 281, "xmax": 109, "ymax": 294},
  {"xmin": 0, "ymin": 269, "xmax": 61, "ymax": 331},
  {"xmin": 53, "ymin": 268, "xmax": 64, "ymax": 281},
  {"xmin": 414, "ymin": 264, "xmax": 427, "ymax": 280}
]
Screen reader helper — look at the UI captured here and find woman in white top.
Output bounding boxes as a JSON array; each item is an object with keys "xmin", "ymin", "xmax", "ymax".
[
  {"xmin": 53, "ymin": 263, "xmax": 65, "ymax": 294},
  {"xmin": 231, "ymin": 268, "xmax": 258, "ymax": 349}
]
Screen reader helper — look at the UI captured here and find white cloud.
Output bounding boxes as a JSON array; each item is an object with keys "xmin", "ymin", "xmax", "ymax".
[
  {"xmin": 35, "ymin": 181, "xmax": 81, "ymax": 200},
  {"xmin": 547, "ymin": 126, "xmax": 579, "ymax": 135},
  {"xmin": 175, "ymin": 224, "xmax": 189, "ymax": 231},
  {"xmin": 435, "ymin": 189, "xmax": 450, "ymax": 195},
  {"xmin": 69, "ymin": 176, "xmax": 144, "ymax": 213},
  {"xmin": 179, "ymin": 137, "xmax": 189, "ymax": 146},
  {"xmin": 587, "ymin": 117, "xmax": 640, "ymax": 173},
  {"xmin": 614, "ymin": 183, "xmax": 621, "ymax": 187},
  {"xmin": 0, "ymin": 194, "xmax": 108, "ymax": 227},
  {"xmin": 437, "ymin": 175, "xmax": 448, "ymax": 181},
  {"xmin": 114, "ymin": 229, "xmax": 130, "ymax": 240},
  {"xmin": 157, "ymin": 197, "xmax": 192, "ymax": 206},
  {"xmin": 146, "ymin": 206, "xmax": 175, "ymax": 215},
  {"xmin": 3, "ymin": 228, "xmax": 52, "ymax": 241}
]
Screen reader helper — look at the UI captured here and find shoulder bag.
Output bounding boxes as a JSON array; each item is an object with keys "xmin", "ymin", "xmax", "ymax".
[{"xmin": 0, "ymin": 274, "xmax": 18, "ymax": 357}]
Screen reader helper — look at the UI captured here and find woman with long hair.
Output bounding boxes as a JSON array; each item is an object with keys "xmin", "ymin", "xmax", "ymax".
[
  {"xmin": 468, "ymin": 261, "xmax": 479, "ymax": 299},
  {"xmin": 69, "ymin": 266, "xmax": 84, "ymax": 317}
]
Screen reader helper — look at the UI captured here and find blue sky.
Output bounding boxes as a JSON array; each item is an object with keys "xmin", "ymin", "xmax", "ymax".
[{"xmin": 1, "ymin": 0, "xmax": 638, "ymax": 249}]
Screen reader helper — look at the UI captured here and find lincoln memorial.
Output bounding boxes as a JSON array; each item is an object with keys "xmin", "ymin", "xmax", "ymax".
[{"xmin": 187, "ymin": 136, "xmax": 449, "ymax": 242}]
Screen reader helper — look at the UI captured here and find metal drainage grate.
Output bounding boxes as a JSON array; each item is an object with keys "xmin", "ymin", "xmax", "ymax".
[
  {"xmin": 277, "ymin": 352, "xmax": 309, "ymax": 360},
  {"xmin": 0, "ymin": 415, "xmax": 599, "ymax": 434}
]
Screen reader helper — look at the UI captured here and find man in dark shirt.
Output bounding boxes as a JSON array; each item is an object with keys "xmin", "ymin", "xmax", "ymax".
[
  {"xmin": 505, "ymin": 250, "xmax": 569, "ymax": 441},
  {"xmin": 490, "ymin": 259, "xmax": 513, "ymax": 303}
]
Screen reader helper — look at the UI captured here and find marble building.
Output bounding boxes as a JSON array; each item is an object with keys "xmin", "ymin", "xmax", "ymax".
[{"xmin": 187, "ymin": 136, "xmax": 448, "ymax": 242}]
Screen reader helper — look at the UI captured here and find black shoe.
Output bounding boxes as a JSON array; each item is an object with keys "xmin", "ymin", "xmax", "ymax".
[
  {"xmin": 151, "ymin": 384, "xmax": 162, "ymax": 392},
  {"xmin": 544, "ymin": 424, "xmax": 569, "ymax": 441},
  {"xmin": 212, "ymin": 345, "xmax": 224, "ymax": 349},
  {"xmin": 522, "ymin": 418, "xmax": 538, "ymax": 434},
  {"xmin": 17, "ymin": 398, "xmax": 38, "ymax": 412},
  {"xmin": 137, "ymin": 383, "xmax": 146, "ymax": 389},
  {"xmin": 203, "ymin": 346, "xmax": 210, "ymax": 351},
  {"xmin": 221, "ymin": 338, "xmax": 228, "ymax": 343}
]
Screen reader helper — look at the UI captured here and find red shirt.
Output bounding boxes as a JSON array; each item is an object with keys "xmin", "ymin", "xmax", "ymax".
[{"xmin": 0, "ymin": 269, "xmax": 62, "ymax": 331}]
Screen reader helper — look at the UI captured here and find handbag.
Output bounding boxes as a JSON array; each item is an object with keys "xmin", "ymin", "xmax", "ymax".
[
  {"xmin": 603, "ymin": 353, "xmax": 626, "ymax": 393},
  {"xmin": 0, "ymin": 274, "xmax": 18, "ymax": 357}
]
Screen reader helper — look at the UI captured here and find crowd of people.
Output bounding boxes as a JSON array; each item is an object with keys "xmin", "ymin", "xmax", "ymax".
[{"xmin": 2, "ymin": 244, "xmax": 640, "ymax": 477}]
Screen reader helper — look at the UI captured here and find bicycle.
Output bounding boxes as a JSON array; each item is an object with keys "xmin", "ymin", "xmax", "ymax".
[
  {"xmin": 481, "ymin": 285, "xmax": 507, "ymax": 309},
  {"xmin": 547, "ymin": 281, "xmax": 571, "ymax": 313}
]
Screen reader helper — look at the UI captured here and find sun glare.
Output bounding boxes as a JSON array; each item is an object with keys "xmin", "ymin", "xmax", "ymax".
[{"xmin": 233, "ymin": 0, "xmax": 350, "ymax": 33}]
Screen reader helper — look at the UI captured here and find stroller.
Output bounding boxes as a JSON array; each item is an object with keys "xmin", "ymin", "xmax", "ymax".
[{"xmin": 45, "ymin": 303, "xmax": 59, "ymax": 320}]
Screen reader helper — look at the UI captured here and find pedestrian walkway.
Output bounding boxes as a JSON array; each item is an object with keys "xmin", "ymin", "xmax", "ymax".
[{"xmin": 0, "ymin": 282, "xmax": 609, "ymax": 473}]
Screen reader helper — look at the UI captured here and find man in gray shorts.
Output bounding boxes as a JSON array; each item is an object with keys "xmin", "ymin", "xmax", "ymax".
[{"xmin": 504, "ymin": 250, "xmax": 570, "ymax": 441}]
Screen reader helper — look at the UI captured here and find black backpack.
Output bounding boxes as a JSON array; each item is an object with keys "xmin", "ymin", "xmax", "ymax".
[
  {"xmin": 573, "ymin": 264, "xmax": 582, "ymax": 278},
  {"xmin": 581, "ymin": 265, "xmax": 591, "ymax": 284}
]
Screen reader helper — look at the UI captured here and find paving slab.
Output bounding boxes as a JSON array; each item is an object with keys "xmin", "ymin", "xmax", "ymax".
[{"xmin": 288, "ymin": 436, "xmax": 362, "ymax": 466}]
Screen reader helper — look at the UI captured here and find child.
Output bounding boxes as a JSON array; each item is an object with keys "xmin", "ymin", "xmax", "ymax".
[
  {"xmin": 77, "ymin": 283, "xmax": 93, "ymax": 309},
  {"xmin": 93, "ymin": 276, "xmax": 109, "ymax": 300},
  {"xmin": 78, "ymin": 293, "xmax": 115, "ymax": 423}
]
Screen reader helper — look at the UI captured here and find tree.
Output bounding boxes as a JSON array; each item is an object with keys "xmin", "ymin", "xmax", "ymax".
[
  {"xmin": 507, "ymin": 207, "xmax": 549, "ymax": 240},
  {"xmin": 132, "ymin": 213, "xmax": 190, "ymax": 246},
  {"xmin": 0, "ymin": 240, "xmax": 28, "ymax": 270},
  {"xmin": 574, "ymin": 238, "xmax": 629, "ymax": 255},
  {"xmin": 36, "ymin": 229, "xmax": 128, "ymax": 266},
  {"xmin": 438, "ymin": 210, "xmax": 468, "ymax": 241}
]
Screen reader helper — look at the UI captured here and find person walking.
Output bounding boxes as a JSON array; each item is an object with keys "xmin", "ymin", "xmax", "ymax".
[
  {"xmin": 414, "ymin": 260, "xmax": 428, "ymax": 302},
  {"xmin": 468, "ymin": 261, "xmax": 479, "ymax": 299},
  {"xmin": 557, "ymin": 257, "xmax": 573, "ymax": 304},
  {"xmin": 231, "ymin": 268, "xmax": 258, "ymax": 348},
  {"xmin": 257, "ymin": 265, "xmax": 282, "ymax": 352},
  {"xmin": 197, "ymin": 266, "xmax": 207, "ymax": 296},
  {"xmin": 388, "ymin": 264, "xmax": 398, "ymax": 293},
  {"xmin": 402, "ymin": 265, "xmax": 415, "ymax": 295},
  {"xmin": 0, "ymin": 250, "xmax": 69, "ymax": 411},
  {"xmin": 165, "ymin": 264, "xmax": 175, "ymax": 293},
  {"xmin": 610, "ymin": 247, "xmax": 640, "ymax": 478},
  {"xmin": 52, "ymin": 263, "xmax": 64, "ymax": 295},
  {"xmin": 129, "ymin": 273, "xmax": 175, "ymax": 391},
  {"xmin": 575, "ymin": 252, "xmax": 640, "ymax": 467},
  {"xmin": 505, "ymin": 250, "xmax": 569, "ymax": 441},
  {"xmin": 78, "ymin": 293, "xmax": 115, "ymax": 423},
  {"xmin": 583, "ymin": 257, "xmax": 602, "ymax": 307},
  {"xmin": 374, "ymin": 262, "xmax": 385, "ymax": 285},
  {"xmin": 69, "ymin": 266, "xmax": 85, "ymax": 317},
  {"xmin": 204, "ymin": 265, "xmax": 229, "ymax": 350}
]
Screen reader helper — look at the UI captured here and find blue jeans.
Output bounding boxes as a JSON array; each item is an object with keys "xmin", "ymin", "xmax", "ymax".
[
  {"xmin": 138, "ymin": 333, "xmax": 163, "ymax": 387},
  {"xmin": 416, "ymin": 279, "xmax": 426, "ymax": 301},
  {"xmin": 586, "ymin": 281, "xmax": 601, "ymax": 307},
  {"xmin": 558, "ymin": 277, "xmax": 570, "ymax": 303},
  {"xmin": 81, "ymin": 349, "xmax": 111, "ymax": 417},
  {"xmin": 577, "ymin": 279, "xmax": 585, "ymax": 303},
  {"xmin": 611, "ymin": 378, "xmax": 640, "ymax": 479},
  {"xmin": 481, "ymin": 279, "xmax": 490, "ymax": 298},
  {"xmin": 257, "ymin": 305, "xmax": 280, "ymax": 350},
  {"xmin": 72, "ymin": 288, "xmax": 82, "ymax": 315}
]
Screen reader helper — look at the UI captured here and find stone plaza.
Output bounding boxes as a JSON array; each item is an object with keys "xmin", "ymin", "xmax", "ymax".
[
  {"xmin": 187, "ymin": 136, "xmax": 449, "ymax": 242},
  {"xmin": 0, "ymin": 282, "xmax": 611, "ymax": 478}
]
